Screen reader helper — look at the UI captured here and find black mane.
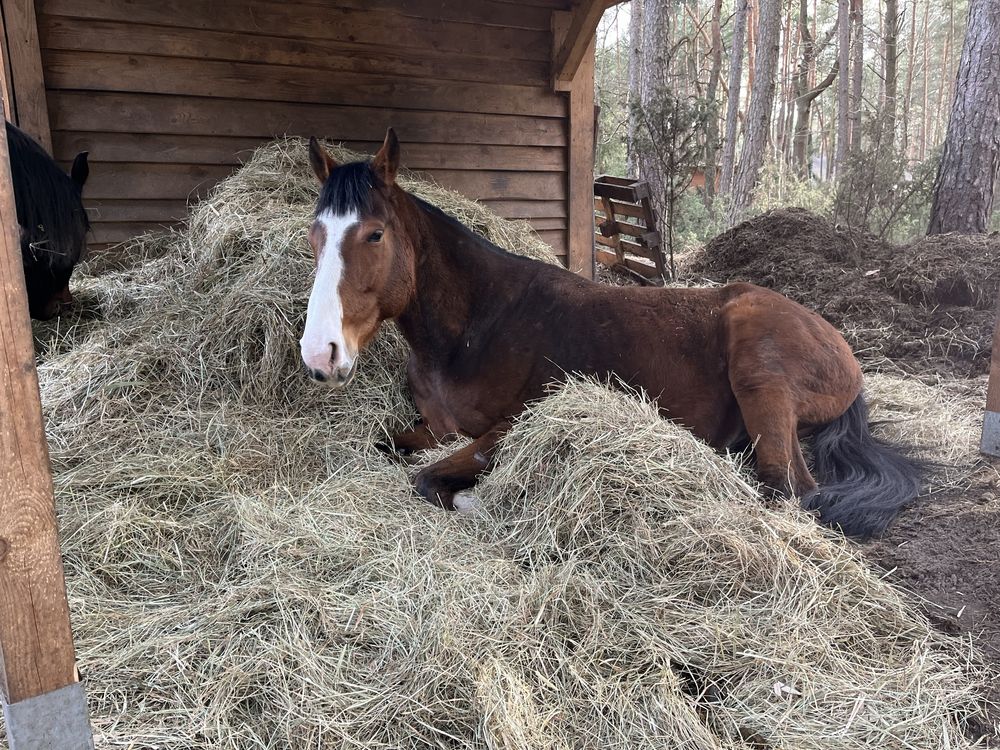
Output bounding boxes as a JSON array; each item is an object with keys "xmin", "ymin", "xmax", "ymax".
[
  {"xmin": 6, "ymin": 120, "xmax": 89, "ymax": 270},
  {"xmin": 411, "ymin": 196, "xmax": 518, "ymax": 260},
  {"xmin": 317, "ymin": 159, "xmax": 526, "ymax": 263},
  {"xmin": 317, "ymin": 160, "xmax": 382, "ymax": 216}
]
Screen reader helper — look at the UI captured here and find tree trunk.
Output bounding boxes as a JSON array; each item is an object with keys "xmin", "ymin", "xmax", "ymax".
[
  {"xmin": 728, "ymin": 0, "xmax": 782, "ymax": 223},
  {"xmin": 704, "ymin": 0, "xmax": 723, "ymax": 203},
  {"xmin": 849, "ymin": 0, "xmax": 864, "ymax": 153},
  {"xmin": 927, "ymin": 0, "xmax": 1000, "ymax": 234},
  {"xmin": 901, "ymin": 0, "xmax": 917, "ymax": 156},
  {"xmin": 835, "ymin": 0, "xmax": 850, "ymax": 173},
  {"xmin": 793, "ymin": 1, "xmax": 839, "ymax": 175},
  {"xmin": 919, "ymin": 0, "xmax": 929, "ymax": 160},
  {"xmin": 627, "ymin": 0, "xmax": 645, "ymax": 177},
  {"xmin": 720, "ymin": 0, "xmax": 750, "ymax": 194},
  {"xmin": 636, "ymin": 0, "xmax": 672, "ymax": 216},
  {"xmin": 883, "ymin": 0, "xmax": 899, "ymax": 140}
]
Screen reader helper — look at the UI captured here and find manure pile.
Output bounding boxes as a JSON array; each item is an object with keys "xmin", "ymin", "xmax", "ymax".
[
  {"xmin": 685, "ymin": 208, "xmax": 1000, "ymax": 379},
  {"xmin": 19, "ymin": 140, "xmax": 994, "ymax": 748}
]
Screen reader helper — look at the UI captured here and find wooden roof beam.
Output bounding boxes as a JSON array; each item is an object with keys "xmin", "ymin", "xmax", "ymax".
[{"xmin": 552, "ymin": 0, "xmax": 621, "ymax": 90}]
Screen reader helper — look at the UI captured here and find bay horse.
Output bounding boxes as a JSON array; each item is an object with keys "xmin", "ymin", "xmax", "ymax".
[
  {"xmin": 6, "ymin": 120, "xmax": 89, "ymax": 319},
  {"xmin": 300, "ymin": 130, "xmax": 919, "ymax": 538}
]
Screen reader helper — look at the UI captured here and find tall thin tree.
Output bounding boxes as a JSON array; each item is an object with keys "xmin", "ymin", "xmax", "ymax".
[
  {"xmin": 883, "ymin": 0, "xmax": 899, "ymax": 140},
  {"xmin": 835, "ymin": 0, "xmax": 851, "ymax": 173},
  {"xmin": 927, "ymin": 0, "xmax": 1000, "ymax": 234},
  {"xmin": 704, "ymin": 0, "xmax": 724, "ymax": 203},
  {"xmin": 627, "ymin": 0, "xmax": 645, "ymax": 177},
  {"xmin": 849, "ymin": 0, "xmax": 864, "ymax": 152},
  {"xmin": 728, "ymin": 0, "xmax": 782, "ymax": 223},
  {"xmin": 720, "ymin": 0, "xmax": 751, "ymax": 194}
]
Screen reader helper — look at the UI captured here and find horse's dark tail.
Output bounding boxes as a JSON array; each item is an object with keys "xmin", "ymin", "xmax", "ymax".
[{"xmin": 802, "ymin": 393, "xmax": 922, "ymax": 539}]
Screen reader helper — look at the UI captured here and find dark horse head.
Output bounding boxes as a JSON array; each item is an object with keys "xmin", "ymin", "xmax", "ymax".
[
  {"xmin": 6, "ymin": 121, "xmax": 89, "ymax": 320},
  {"xmin": 300, "ymin": 129, "xmax": 413, "ymax": 386}
]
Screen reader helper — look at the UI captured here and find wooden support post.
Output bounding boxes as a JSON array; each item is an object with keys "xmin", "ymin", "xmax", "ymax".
[
  {"xmin": 554, "ymin": 11, "xmax": 596, "ymax": 279},
  {"xmin": 552, "ymin": 0, "xmax": 608, "ymax": 87},
  {"xmin": 981, "ymin": 292, "xmax": 1000, "ymax": 457},
  {"xmin": 0, "ymin": 0, "xmax": 52, "ymax": 150},
  {"xmin": 0, "ymin": 97, "xmax": 92, "ymax": 749}
]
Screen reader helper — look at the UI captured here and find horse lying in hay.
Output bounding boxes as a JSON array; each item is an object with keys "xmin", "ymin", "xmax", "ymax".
[
  {"xmin": 300, "ymin": 130, "xmax": 919, "ymax": 539},
  {"xmin": 5, "ymin": 120, "xmax": 89, "ymax": 319}
]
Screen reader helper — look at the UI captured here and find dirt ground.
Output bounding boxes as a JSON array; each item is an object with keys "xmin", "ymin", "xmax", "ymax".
[
  {"xmin": 681, "ymin": 209, "xmax": 1000, "ymax": 742},
  {"xmin": 865, "ymin": 463, "xmax": 1000, "ymax": 745}
]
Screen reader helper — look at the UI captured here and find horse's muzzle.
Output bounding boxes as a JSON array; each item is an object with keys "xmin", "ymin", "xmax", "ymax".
[{"xmin": 306, "ymin": 361, "xmax": 356, "ymax": 388}]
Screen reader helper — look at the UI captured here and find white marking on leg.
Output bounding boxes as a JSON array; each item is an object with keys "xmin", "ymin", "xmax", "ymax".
[
  {"xmin": 300, "ymin": 210, "xmax": 358, "ymax": 377},
  {"xmin": 453, "ymin": 491, "xmax": 484, "ymax": 515}
]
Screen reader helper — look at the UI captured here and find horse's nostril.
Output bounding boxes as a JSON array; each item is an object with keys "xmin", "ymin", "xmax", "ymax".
[
  {"xmin": 329, "ymin": 341, "xmax": 338, "ymax": 362},
  {"xmin": 311, "ymin": 368, "xmax": 328, "ymax": 382}
]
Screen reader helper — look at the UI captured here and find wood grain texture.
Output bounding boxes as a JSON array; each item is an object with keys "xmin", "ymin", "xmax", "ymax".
[
  {"xmin": 556, "ymin": 11, "xmax": 596, "ymax": 278},
  {"xmin": 42, "ymin": 50, "xmax": 566, "ymax": 119},
  {"xmin": 37, "ymin": 0, "xmax": 551, "ymax": 61},
  {"xmin": 553, "ymin": 0, "xmax": 607, "ymax": 85},
  {"xmin": 986, "ymin": 292, "xmax": 1000, "ymax": 413},
  {"xmin": 2, "ymin": 0, "xmax": 52, "ymax": 149},
  {"xmin": 53, "ymin": 132, "xmax": 567, "ymax": 172},
  {"xmin": 47, "ymin": 91, "xmax": 567, "ymax": 146},
  {"xmin": 39, "ymin": 18, "xmax": 550, "ymax": 87},
  {"xmin": 0, "ymin": 109, "xmax": 78, "ymax": 705}
]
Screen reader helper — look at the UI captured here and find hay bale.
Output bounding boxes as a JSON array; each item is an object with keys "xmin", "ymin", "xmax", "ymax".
[
  {"xmin": 24, "ymin": 140, "xmax": 993, "ymax": 748},
  {"xmin": 685, "ymin": 209, "xmax": 1000, "ymax": 378}
]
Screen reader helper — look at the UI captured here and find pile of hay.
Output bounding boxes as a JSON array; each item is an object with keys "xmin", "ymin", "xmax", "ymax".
[
  {"xmin": 685, "ymin": 208, "xmax": 1000, "ymax": 378},
  {"xmin": 22, "ymin": 140, "xmax": 994, "ymax": 748}
]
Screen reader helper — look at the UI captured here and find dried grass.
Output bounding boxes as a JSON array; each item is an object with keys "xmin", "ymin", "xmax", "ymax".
[{"xmin": 16, "ymin": 139, "xmax": 993, "ymax": 748}]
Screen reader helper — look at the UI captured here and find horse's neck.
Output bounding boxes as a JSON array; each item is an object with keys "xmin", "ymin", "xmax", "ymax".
[{"xmin": 395, "ymin": 197, "xmax": 522, "ymax": 360}]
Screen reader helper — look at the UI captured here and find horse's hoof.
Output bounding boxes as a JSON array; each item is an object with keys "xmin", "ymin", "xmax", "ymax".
[
  {"xmin": 375, "ymin": 440, "xmax": 416, "ymax": 464},
  {"xmin": 414, "ymin": 473, "xmax": 455, "ymax": 511}
]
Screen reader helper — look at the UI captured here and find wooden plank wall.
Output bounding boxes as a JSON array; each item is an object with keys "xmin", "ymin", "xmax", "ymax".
[{"xmin": 35, "ymin": 0, "xmax": 574, "ymax": 258}]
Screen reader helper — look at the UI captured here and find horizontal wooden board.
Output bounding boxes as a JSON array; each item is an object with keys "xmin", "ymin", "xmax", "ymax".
[
  {"xmin": 88, "ymin": 222, "xmax": 177, "ymax": 244},
  {"xmin": 534, "ymin": 228, "xmax": 565, "ymax": 252},
  {"xmin": 42, "ymin": 50, "xmax": 566, "ymax": 119},
  {"xmin": 37, "ymin": 0, "xmax": 551, "ymax": 61},
  {"xmin": 87, "ymin": 216, "xmax": 566, "ymax": 247},
  {"xmin": 72, "ymin": 160, "xmax": 564, "ymax": 201},
  {"xmin": 72, "ymin": 163, "xmax": 232, "ymax": 200},
  {"xmin": 424, "ymin": 170, "xmax": 565, "ymax": 201},
  {"xmin": 53, "ymin": 132, "xmax": 265, "ymax": 165},
  {"xmin": 39, "ymin": 18, "xmax": 550, "ymax": 88},
  {"xmin": 596, "ymin": 248, "xmax": 658, "ymax": 277},
  {"xmin": 286, "ymin": 0, "xmax": 554, "ymax": 30},
  {"xmin": 594, "ymin": 197, "xmax": 647, "ymax": 220},
  {"xmin": 53, "ymin": 132, "xmax": 568, "ymax": 173},
  {"xmin": 84, "ymin": 199, "xmax": 190, "ymax": 223},
  {"xmin": 483, "ymin": 199, "xmax": 567, "ymax": 219},
  {"xmin": 48, "ymin": 91, "xmax": 567, "ymax": 147}
]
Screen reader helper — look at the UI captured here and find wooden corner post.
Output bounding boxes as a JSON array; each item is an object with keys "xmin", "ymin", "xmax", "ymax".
[
  {"xmin": 981, "ymin": 291, "xmax": 1000, "ymax": 457},
  {"xmin": 0, "ymin": 97, "xmax": 93, "ymax": 749},
  {"xmin": 553, "ymin": 8, "xmax": 598, "ymax": 280}
]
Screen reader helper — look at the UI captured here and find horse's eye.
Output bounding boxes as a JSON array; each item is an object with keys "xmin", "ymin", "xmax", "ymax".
[{"xmin": 367, "ymin": 230, "xmax": 384, "ymax": 243}]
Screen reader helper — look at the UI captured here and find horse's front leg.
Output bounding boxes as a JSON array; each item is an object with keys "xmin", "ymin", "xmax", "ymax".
[
  {"xmin": 414, "ymin": 420, "xmax": 511, "ymax": 511},
  {"xmin": 376, "ymin": 420, "xmax": 440, "ymax": 463}
]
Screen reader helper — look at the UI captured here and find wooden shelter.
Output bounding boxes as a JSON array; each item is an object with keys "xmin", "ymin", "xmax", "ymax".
[
  {"xmin": 1, "ymin": 0, "xmax": 622, "ymax": 277},
  {"xmin": 0, "ymin": 1, "xmax": 618, "ymax": 743}
]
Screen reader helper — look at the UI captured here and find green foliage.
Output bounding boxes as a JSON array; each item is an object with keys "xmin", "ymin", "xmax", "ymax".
[
  {"xmin": 631, "ymin": 84, "xmax": 718, "ymax": 274},
  {"xmin": 835, "ymin": 116, "xmax": 941, "ymax": 242},
  {"xmin": 595, "ymin": 38, "xmax": 630, "ymax": 176}
]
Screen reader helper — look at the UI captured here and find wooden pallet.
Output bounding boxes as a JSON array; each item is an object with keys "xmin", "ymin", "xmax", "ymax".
[{"xmin": 593, "ymin": 175, "xmax": 664, "ymax": 278}]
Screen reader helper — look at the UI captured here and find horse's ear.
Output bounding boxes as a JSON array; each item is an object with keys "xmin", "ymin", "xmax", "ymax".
[
  {"xmin": 372, "ymin": 128, "xmax": 400, "ymax": 187},
  {"xmin": 308, "ymin": 137, "xmax": 337, "ymax": 184},
  {"xmin": 70, "ymin": 151, "xmax": 89, "ymax": 189}
]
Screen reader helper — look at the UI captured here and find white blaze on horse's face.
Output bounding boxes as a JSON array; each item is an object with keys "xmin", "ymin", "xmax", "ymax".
[{"xmin": 300, "ymin": 209, "xmax": 360, "ymax": 387}]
